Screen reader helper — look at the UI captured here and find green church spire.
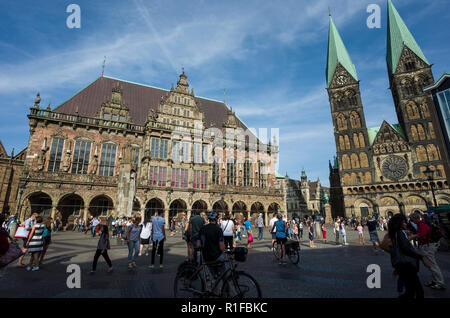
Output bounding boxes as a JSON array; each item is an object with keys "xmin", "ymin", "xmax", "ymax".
[
  {"xmin": 386, "ymin": 0, "xmax": 429, "ymax": 74},
  {"xmin": 326, "ymin": 16, "xmax": 358, "ymax": 87}
]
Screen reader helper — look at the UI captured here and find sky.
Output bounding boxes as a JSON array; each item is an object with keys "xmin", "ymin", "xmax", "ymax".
[{"xmin": 0, "ymin": 0, "xmax": 449, "ymax": 186}]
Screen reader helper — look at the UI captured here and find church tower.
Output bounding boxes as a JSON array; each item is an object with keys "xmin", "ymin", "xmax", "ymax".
[
  {"xmin": 386, "ymin": 0, "xmax": 445, "ymax": 179},
  {"xmin": 326, "ymin": 16, "xmax": 373, "ymax": 188}
]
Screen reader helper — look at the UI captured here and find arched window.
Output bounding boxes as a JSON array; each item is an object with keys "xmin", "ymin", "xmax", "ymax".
[
  {"xmin": 420, "ymin": 103, "xmax": 430, "ymax": 118},
  {"xmin": 360, "ymin": 152, "xmax": 369, "ymax": 168},
  {"xmin": 417, "ymin": 124, "xmax": 426, "ymax": 140},
  {"xmin": 336, "ymin": 113, "xmax": 347, "ymax": 131},
  {"xmin": 427, "ymin": 144, "xmax": 440, "ymax": 161},
  {"xmin": 365, "ymin": 171, "xmax": 372, "ymax": 184},
  {"xmin": 350, "ymin": 112, "xmax": 361, "ymax": 129},
  {"xmin": 342, "ymin": 155, "xmax": 351, "ymax": 170},
  {"xmin": 359, "ymin": 133, "xmax": 365, "ymax": 148},
  {"xmin": 411, "ymin": 125, "xmax": 419, "ymax": 141},
  {"xmin": 428, "ymin": 122, "xmax": 436, "ymax": 139},
  {"xmin": 351, "ymin": 153, "xmax": 360, "ymax": 169},
  {"xmin": 415, "ymin": 145, "xmax": 427, "ymax": 162},
  {"xmin": 339, "ymin": 136, "xmax": 345, "ymax": 151},
  {"xmin": 344, "ymin": 135, "xmax": 351, "ymax": 150},
  {"xmin": 353, "ymin": 133, "xmax": 360, "ymax": 148}
]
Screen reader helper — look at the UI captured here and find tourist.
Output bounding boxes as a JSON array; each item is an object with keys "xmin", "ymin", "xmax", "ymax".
[
  {"xmin": 410, "ymin": 212, "xmax": 446, "ymax": 290},
  {"xmin": 387, "ymin": 213, "xmax": 430, "ymax": 298},
  {"xmin": 293, "ymin": 221, "xmax": 299, "ymax": 241},
  {"xmin": 125, "ymin": 217, "xmax": 142, "ymax": 269},
  {"xmin": 197, "ymin": 211, "xmax": 225, "ymax": 277},
  {"xmin": 7, "ymin": 215, "xmax": 18, "ymax": 241},
  {"xmin": 92, "ymin": 217, "xmax": 100, "ymax": 238},
  {"xmin": 0, "ymin": 214, "xmax": 10, "ymax": 277},
  {"xmin": 150, "ymin": 210, "xmax": 165, "ymax": 269},
  {"xmin": 17, "ymin": 212, "xmax": 37, "ymax": 267},
  {"xmin": 91, "ymin": 225, "xmax": 113, "ymax": 273},
  {"xmin": 287, "ymin": 219, "xmax": 294, "ymax": 239},
  {"xmin": 73, "ymin": 217, "xmax": 78, "ymax": 231},
  {"xmin": 321, "ymin": 222, "xmax": 327, "ymax": 244},
  {"xmin": 333, "ymin": 218, "xmax": 340, "ymax": 246},
  {"xmin": 257, "ymin": 213, "xmax": 264, "ymax": 240},
  {"xmin": 357, "ymin": 222, "xmax": 365, "ymax": 245},
  {"xmin": 341, "ymin": 220, "xmax": 348, "ymax": 246},
  {"xmin": 25, "ymin": 215, "xmax": 45, "ymax": 271},
  {"xmin": 184, "ymin": 214, "xmax": 193, "ymax": 261},
  {"xmin": 188, "ymin": 210, "xmax": 205, "ymax": 264},
  {"xmin": 220, "ymin": 213, "xmax": 235, "ymax": 251},
  {"xmin": 367, "ymin": 215, "xmax": 380, "ymax": 252},
  {"xmin": 39, "ymin": 217, "xmax": 52, "ymax": 265},
  {"xmin": 181, "ymin": 216, "xmax": 186, "ymax": 239},
  {"xmin": 308, "ymin": 221, "xmax": 315, "ymax": 248},
  {"xmin": 139, "ymin": 217, "xmax": 152, "ymax": 257},
  {"xmin": 235, "ymin": 220, "xmax": 242, "ymax": 242},
  {"xmin": 272, "ymin": 213, "xmax": 287, "ymax": 265},
  {"xmin": 244, "ymin": 217, "xmax": 253, "ymax": 248},
  {"xmin": 269, "ymin": 212, "xmax": 278, "ymax": 248},
  {"xmin": 298, "ymin": 220, "xmax": 303, "ymax": 241}
]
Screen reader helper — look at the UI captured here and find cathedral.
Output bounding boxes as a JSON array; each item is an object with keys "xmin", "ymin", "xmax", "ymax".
[
  {"xmin": 328, "ymin": 0, "xmax": 450, "ymax": 218},
  {"xmin": 15, "ymin": 69, "xmax": 284, "ymax": 227}
]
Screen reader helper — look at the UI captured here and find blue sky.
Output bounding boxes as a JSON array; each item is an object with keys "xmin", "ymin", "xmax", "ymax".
[{"xmin": 0, "ymin": 0, "xmax": 449, "ymax": 186}]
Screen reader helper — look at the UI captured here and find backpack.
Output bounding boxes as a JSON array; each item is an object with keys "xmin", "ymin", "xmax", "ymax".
[{"xmin": 430, "ymin": 224, "xmax": 443, "ymax": 243}]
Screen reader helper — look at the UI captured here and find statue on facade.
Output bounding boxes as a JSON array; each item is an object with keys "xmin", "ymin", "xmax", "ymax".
[{"xmin": 324, "ymin": 193, "xmax": 329, "ymax": 204}]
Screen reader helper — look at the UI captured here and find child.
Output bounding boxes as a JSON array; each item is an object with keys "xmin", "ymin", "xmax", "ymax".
[
  {"xmin": 321, "ymin": 223, "xmax": 327, "ymax": 244},
  {"xmin": 357, "ymin": 222, "xmax": 364, "ymax": 245}
]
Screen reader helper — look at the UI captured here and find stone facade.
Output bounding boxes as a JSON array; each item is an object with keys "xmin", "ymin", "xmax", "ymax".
[
  {"xmin": 17, "ymin": 71, "xmax": 284, "ymax": 228},
  {"xmin": 284, "ymin": 169, "xmax": 329, "ymax": 218},
  {"xmin": 327, "ymin": 6, "xmax": 450, "ymax": 218},
  {"xmin": 0, "ymin": 143, "xmax": 26, "ymax": 215}
]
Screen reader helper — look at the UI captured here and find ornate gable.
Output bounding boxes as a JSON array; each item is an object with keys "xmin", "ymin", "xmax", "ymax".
[
  {"xmin": 328, "ymin": 64, "xmax": 358, "ymax": 90},
  {"xmin": 372, "ymin": 121, "xmax": 409, "ymax": 155},
  {"xmin": 96, "ymin": 83, "xmax": 132, "ymax": 123},
  {"xmin": 394, "ymin": 46, "xmax": 429, "ymax": 75}
]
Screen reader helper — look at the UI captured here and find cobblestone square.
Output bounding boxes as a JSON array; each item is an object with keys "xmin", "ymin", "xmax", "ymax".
[{"xmin": 1, "ymin": 225, "xmax": 449, "ymax": 298}]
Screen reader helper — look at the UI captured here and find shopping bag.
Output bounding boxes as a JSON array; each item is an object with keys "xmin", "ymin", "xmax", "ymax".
[
  {"xmin": 0, "ymin": 242, "xmax": 24, "ymax": 267},
  {"xmin": 14, "ymin": 226, "xmax": 29, "ymax": 239},
  {"xmin": 248, "ymin": 232, "xmax": 254, "ymax": 243}
]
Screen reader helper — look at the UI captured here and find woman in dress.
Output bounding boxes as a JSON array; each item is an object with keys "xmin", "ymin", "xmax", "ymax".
[
  {"xmin": 26, "ymin": 215, "xmax": 45, "ymax": 271},
  {"xmin": 321, "ymin": 222, "xmax": 327, "ymax": 244}
]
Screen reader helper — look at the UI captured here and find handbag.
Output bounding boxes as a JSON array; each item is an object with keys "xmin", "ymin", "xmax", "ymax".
[
  {"xmin": 0, "ymin": 241, "xmax": 24, "ymax": 267},
  {"xmin": 14, "ymin": 226, "xmax": 29, "ymax": 239},
  {"xmin": 248, "ymin": 232, "xmax": 254, "ymax": 243}
]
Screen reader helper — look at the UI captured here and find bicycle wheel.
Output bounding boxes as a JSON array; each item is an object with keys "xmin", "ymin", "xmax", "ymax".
[
  {"xmin": 174, "ymin": 266, "xmax": 205, "ymax": 298},
  {"xmin": 221, "ymin": 271, "xmax": 262, "ymax": 298},
  {"xmin": 272, "ymin": 241, "xmax": 280, "ymax": 260},
  {"xmin": 287, "ymin": 247, "xmax": 300, "ymax": 264}
]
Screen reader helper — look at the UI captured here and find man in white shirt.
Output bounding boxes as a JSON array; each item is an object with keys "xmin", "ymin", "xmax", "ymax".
[{"xmin": 269, "ymin": 213, "xmax": 278, "ymax": 248}]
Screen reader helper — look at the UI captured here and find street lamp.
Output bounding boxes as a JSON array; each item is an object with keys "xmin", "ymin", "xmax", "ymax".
[{"xmin": 424, "ymin": 166, "xmax": 438, "ymax": 207}]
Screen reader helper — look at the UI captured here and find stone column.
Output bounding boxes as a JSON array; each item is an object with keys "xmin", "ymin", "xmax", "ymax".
[
  {"xmin": 264, "ymin": 210, "xmax": 269, "ymax": 227},
  {"xmin": 83, "ymin": 207, "xmax": 89, "ymax": 223},
  {"xmin": 187, "ymin": 209, "xmax": 191, "ymax": 221},
  {"xmin": 51, "ymin": 206, "xmax": 57, "ymax": 219},
  {"xmin": 164, "ymin": 208, "xmax": 169, "ymax": 229},
  {"xmin": 324, "ymin": 203, "xmax": 333, "ymax": 224}
]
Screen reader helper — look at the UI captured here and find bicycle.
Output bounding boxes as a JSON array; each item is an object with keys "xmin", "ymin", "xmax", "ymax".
[
  {"xmin": 174, "ymin": 247, "xmax": 262, "ymax": 298},
  {"xmin": 272, "ymin": 239, "xmax": 300, "ymax": 264}
]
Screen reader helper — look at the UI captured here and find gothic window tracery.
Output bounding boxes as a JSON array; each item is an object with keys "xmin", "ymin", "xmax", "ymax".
[
  {"xmin": 428, "ymin": 122, "xmax": 436, "ymax": 139},
  {"xmin": 344, "ymin": 135, "xmax": 351, "ymax": 150},
  {"xmin": 417, "ymin": 124, "xmax": 426, "ymax": 140},
  {"xmin": 415, "ymin": 145, "xmax": 427, "ymax": 162},
  {"xmin": 359, "ymin": 133, "xmax": 365, "ymax": 148},
  {"xmin": 353, "ymin": 133, "xmax": 360, "ymax": 148},
  {"xmin": 336, "ymin": 113, "xmax": 347, "ymax": 131},
  {"xmin": 420, "ymin": 103, "xmax": 430, "ymax": 118},
  {"xmin": 406, "ymin": 101, "xmax": 420, "ymax": 120},
  {"xmin": 411, "ymin": 125, "xmax": 419, "ymax": 141},
  {"xmin": 339, "ymin": 136, "xmax": 345, "ymax": 151},
  {"xmin": 359, "ymin": 152, "xmax": 369, "ymax": 168},
  {"xmin": 365, "ymin": 172, "xmax": 372, "ymax": 184},
  {"xmin": 345, "ymin": 89, "xmax": 357, "ymax": 106},
  {"xmin": 342, "ymin": 155, "xmax": 351, "ymax": 170},
  {"xmin": 349, "ymin": 112, "xmax": 361, "ymax": 129},
  {"xmin": 351, "ymin": 153, "xmax": 360, "ymax": 169},
  {"xmin": 427, "ymin": 144, "xmax": 440, "ymax": 161}
]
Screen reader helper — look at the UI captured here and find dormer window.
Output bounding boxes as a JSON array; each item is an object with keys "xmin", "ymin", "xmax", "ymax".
[
  {"xmin": 119, "ymin": 115, "xmax": 125, "ymax": 122},
  {"xmin": 103, "ymin": 113, "xmax": 111, "ymax": 120},
  {"xmin": 111, "ymin": 114, "xmax": 117, "ymax": 121}
]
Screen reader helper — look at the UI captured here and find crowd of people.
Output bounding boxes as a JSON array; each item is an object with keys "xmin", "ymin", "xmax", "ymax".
[{"xmin": 0, "ymin": 209, "xmax": 447, "ymax": 298}]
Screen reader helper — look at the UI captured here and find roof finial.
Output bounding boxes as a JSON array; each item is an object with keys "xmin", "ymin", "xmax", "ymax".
[
  {"xmin": 101, "ymin": 56, "xmax": 106, "ymax": 77},
  {"xmin": 182, "ymin": 67, "xmax": 185, "ymax": 75},
  {"xmin": 328, "ymin": 6, "xmax": 332, "ymax": 17},
  {"xmin": 33, "ymin": 93, "xmax": 41, "ymax": 108},
  {"xmin": 223, "ymin": 88, "xmax": 226, "ymax": 104}
]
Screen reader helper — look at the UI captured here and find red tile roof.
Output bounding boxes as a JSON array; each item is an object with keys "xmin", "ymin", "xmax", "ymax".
[{"xmin": 53, "ymin": 76, "xmax": 249, "ymax": 130}]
